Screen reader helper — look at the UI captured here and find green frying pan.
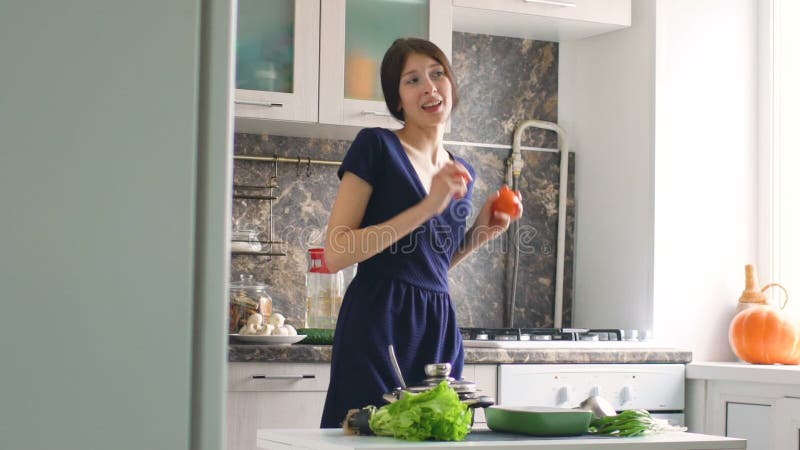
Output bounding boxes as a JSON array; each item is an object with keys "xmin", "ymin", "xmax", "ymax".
[{"xmin": 485, "ymin": 406, "xmax": 592, "ymax": 436}]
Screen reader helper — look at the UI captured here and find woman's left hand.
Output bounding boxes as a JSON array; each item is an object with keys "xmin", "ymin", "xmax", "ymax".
[
  {"xmin": 450, "ymin": 188, "xmax": 524, "ymax": 269},
  {"xmin": 472, "ymin": 189, "xmax": 523, "ymax": 243}
]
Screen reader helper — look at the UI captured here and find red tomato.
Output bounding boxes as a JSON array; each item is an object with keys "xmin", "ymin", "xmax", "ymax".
[{"xmin": 492, "ymin": 185, "xmax": 521, "ymax": 216}]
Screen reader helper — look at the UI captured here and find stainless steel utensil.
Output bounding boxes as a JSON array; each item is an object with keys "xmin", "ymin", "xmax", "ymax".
[
  {"xmin": 578, "ymin": 395, "xmax": 617, "ymax": 419},
  {"xmin": 387, "ymin": 345, "xmax": 406, "ymax": 389},
  {"xmin": 462, "ymin": 395, "xmax": 496, "ymax": 409},
  {"xmin": 424, "ymin": 362, "xmax": 452, "ymax": 378}
]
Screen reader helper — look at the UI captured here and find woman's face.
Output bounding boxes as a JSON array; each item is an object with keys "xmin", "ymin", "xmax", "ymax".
[{"xmin": 396, "ymin": 52, "xmax": 452, "ymax": 127}]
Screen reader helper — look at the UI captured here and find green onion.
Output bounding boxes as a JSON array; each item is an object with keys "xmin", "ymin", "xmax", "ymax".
[{"xmin": 588, "ymin": 409, "xmax": 683, "ymax": 437}]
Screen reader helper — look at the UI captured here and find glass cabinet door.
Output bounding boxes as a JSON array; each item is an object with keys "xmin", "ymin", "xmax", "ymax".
[
  {"xmin": 234, "ymin": 0, "xmax": 319, "ymax": 122},
  {"xmin": 343, "ymin": 0, "xmax": 428, "ymax": 102},
  {"xmin": 319, "ymin": 0, "xmax": 452, "ymax": 129}
]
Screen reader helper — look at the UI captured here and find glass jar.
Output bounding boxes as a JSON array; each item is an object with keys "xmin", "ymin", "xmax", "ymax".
[
  {"xmin": 305, "ymin": 248, "xmax": 344, "ymax": 329},
  {"xmin": 229, "ymin": 274, "xmax": 273, "ymax": 334},
  {"xmin": 231, "ymin": 229, "xmax": 262, "ymax": 253}
]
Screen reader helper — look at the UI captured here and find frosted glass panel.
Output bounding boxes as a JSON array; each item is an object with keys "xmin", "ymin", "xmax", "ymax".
[
  {"xmin": 236, "ymin": 0, "xmax": 294, "ymax": 93},
  {"xmin": 345, "ymin": 0, "xmax": 428, "ymax": 101}
]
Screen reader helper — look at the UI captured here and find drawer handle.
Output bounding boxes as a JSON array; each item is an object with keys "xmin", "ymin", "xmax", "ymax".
[
  {"xmin": 235, "ymin": 100, "xmax": 285, "ymax": 108},
  {"xmin": 251, "ymin": 374, "xmax": 316, "ymax": 380},
  {"xmin": 360, "ymin": 110, "xmax": 393, "ymax": 117},
  {"xmin": 523, "ymin": 0, "xmax": 577, "ymax": 7}
]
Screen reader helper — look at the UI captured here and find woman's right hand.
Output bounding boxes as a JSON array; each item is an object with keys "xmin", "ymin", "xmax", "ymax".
[{"xmin": 423, "ymin": 162, "xmax": 472, "ymax": 215}]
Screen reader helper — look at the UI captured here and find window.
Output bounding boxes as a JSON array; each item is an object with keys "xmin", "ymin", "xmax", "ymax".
[{"xmin": 764, "ymin": 0, "xmax": 800, "ymax": 314}]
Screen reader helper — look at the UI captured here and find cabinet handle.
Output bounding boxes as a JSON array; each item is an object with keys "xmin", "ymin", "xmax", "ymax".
[
  {"xmin": 251, "ymin": 374, "xmax": 316, "ymax": 380},
  {"xmin": 523, "ymin": 0, "xmax": 577, "ymax": 7},
  {"xmin": 360, "ymin": 110, "xmax": 393, "ymax": 117},
  {"xmin": 235, "ymin": 100, "xmax": 284, "ymax": 108}
]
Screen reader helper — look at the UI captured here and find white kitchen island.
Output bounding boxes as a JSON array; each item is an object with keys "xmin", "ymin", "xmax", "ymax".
[{"xmin": 258, "ymin": 429, "xmax": 745, "ymax": 449}]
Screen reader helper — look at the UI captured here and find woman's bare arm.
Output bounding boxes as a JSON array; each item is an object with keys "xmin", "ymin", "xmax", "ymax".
[
  {"xmin": 324, "ymin": 173, "xmax": 436, "ymax": 273},
  {"xmin": 324, "ymin": 163, "xmax": 470, "ymax": 273}
]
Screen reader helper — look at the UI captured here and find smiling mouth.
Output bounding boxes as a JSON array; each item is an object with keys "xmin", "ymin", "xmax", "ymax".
[{"xmin": 422, "ymin": 100, "xmax": 443, "ymax": 110}]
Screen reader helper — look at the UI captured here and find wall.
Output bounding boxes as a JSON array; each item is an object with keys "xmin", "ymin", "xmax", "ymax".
[
  {"xmin": 231, "ymin": 32, "xmax": 575, "ymax": 329},
  {"xmin": 560, "ymin": 0, "xmax": 759, "ymax": 360},
  {"xmin": 652, "ymin": 0, "xmax": 757, "ymax": 360},
  {"xmin": 0, "ymin": 1, "xmax": 232, "ymax": 449},
  {"xmin": 559, "ymin": 0, "xmax": 657, "ymax": 335}
]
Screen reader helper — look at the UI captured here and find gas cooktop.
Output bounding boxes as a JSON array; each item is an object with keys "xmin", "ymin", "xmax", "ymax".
[{"xmin": 459, "ymin": 327, "xmax": 652, "ymax": 348}]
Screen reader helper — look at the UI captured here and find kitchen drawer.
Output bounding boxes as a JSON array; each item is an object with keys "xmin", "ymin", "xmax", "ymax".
[
  {"xmin": 228, "ymin": 362, "xmax": 330, "ymax": 392},
  {"xmin": 453, "ymin": 0, "xmax": 630, "ymax": 42}
]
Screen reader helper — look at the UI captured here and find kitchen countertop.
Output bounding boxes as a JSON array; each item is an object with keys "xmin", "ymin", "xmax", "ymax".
[
  {"xmin": 257, "ymin": 429, "xmax": 743, "ymax": 450},
  {"xmin": 229, "ymin": 344, "xmax": 692, "ymax": 364},
  {"xmin": 687, "ymin": 360, "xmax": 800, "ymax": 383}
]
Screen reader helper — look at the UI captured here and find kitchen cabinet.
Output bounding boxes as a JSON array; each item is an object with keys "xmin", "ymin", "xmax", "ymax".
[
  {"xmin": 234, "ymin": 0, "xmax": 453, "ymax": 140},
  {"xmin": 461, "ymin": 364, "xmax": 498, "ymax": 429},
  {"xmin": 227, "ymin": 362, "xmax": 330, "ymax": 450},
  {"xmin": 725, "ymin": 402, "xmax": 770, "ymax": 450},
  {"xmin": 319, "ymin": 0, "xmax": 452, "ymax": 129},
  {"xmin": 226, "ymin": 363, "xmax": 496, "ymax": 449},
  {"xmin": 773, "ymin": 397, "xmax": 800, "ymax": 449},
  {"xmin": 453, "ymin": 0, "xmax": 630, "ymax": 42},
  {"xmin": 687, "ymin": 362, "xmax": 800, "ymax": 450},
  {"xmin": 234, "ymin": 0, "xmax": 320, "ymax": 122}
]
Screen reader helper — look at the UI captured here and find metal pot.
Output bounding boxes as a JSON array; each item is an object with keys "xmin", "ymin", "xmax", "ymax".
[
  {"xmin": 384, "ymin": 385, "xmax": 494, "ymax": 406},
  {"xmin": 385, "ymin": 346, "xmax": 495, "ymax": 410},
  {"xmin": 424, "ymin": 362, "xmax": 452, "ymax": 378}
]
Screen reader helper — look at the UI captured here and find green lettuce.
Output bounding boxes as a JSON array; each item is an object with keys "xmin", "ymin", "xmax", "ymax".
[{"xmin": 368, "ymin": 381, "xmax": 473, "ymax": 441}]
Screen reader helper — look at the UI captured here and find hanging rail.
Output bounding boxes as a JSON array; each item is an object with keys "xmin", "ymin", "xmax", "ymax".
[{"xmin": 234, "ymin": 155, "xmax": 341, "ymax": 166}]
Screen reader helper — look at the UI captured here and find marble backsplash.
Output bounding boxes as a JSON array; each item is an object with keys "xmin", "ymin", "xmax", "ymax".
[{"xmin": 231, "ymin": 32, "xmax": 573, "ymax": 330}]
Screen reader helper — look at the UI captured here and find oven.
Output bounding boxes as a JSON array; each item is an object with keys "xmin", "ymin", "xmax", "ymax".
[
  {"xmin": 497, "ymin": 364, "xmax": 685, "ymax": 426},
  {"xmin": 460, "ymin": 328, "xmax": 686, "ymax": 426}
]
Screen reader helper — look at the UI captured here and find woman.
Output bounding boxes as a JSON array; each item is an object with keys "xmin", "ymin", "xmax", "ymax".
[{"xmin": 320, "ymin": 38, "xmax": 522, "ymax": 428}]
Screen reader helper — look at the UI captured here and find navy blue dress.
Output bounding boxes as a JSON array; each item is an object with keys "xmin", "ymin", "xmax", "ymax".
[{"xmin": 320, "ymin": 127, "xmax": 475, "ymax": 428}]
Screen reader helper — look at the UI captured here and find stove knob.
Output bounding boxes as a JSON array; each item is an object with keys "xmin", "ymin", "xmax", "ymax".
[
  {"xmin": 556, "ymin": 386, "xmax": 571, "ymax": 405},
  {"xmin": 589, "ymin": 386, "xmax": 601, "ymax": 397},
  {"xmin": 620, "ymin": 386, "xmax": 634, "ymax": 405}
]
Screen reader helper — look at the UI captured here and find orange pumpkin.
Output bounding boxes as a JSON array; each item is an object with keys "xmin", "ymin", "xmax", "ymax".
[{"xmin": 729, "ymin": 305, "xmax": 800, "ymax": 365}]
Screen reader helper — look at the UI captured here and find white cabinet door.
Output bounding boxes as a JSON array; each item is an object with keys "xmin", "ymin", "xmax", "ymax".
[
  {"xmin": 725, "ymin": 402, "xmax": 771, "ymax": 450},
  {"xmin": 463, "ymin": 364, "xmax": 498, "ymax": 428},
  {"xmin": 695, "ymin": 374, "xmax": 800, "ymax": 450},
  {"xmin": 228, "ymin": 391, "xmax": 326, "ymax": 450},
  {"xmin": 319, "ymin": 0, "xmax": 453, "ymax": 129},
  {"xmin": 453, "ymin": 0, "xmax": 630, "ymax": 42},
  {"xmin": 774, "ymin": 397, "xmax": 800, "ymax": 450},
  {"xmin": 234, "ymin": 0, "xmax": 320, "ymax": 122},
  {"xmin": 227, "ymin": 363, "xmax": 330, "ymax": 450}
]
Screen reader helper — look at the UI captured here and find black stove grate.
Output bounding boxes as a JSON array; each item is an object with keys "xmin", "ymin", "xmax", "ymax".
[{"xmin": 459, "ymin": 327, "xmax": 623, "ymax": 342}]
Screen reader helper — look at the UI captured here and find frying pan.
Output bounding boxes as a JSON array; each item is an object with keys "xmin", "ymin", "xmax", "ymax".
[{"xmin": 485, "ymin": 406, "xmax": 592, "ymax": 436}]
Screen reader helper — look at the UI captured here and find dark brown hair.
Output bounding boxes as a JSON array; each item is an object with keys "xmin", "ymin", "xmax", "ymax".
[{"xmin": 380, "ymin": 38, "xmax": 459, "ymax": 122}]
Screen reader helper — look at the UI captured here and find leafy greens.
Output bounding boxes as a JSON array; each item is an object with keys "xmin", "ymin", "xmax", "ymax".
[
  {"xmin": 367, "ymin": 381, "xmax": 473, "ymax": 441},
  {"xmin": 588, "ymin": 409, "xmax": 687, "ymax": 437}
]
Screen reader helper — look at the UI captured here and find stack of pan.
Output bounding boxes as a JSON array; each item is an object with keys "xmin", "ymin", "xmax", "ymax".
[{"xmin": 383, "ymin": 362, "xmax": 495, "ymax": 410}]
